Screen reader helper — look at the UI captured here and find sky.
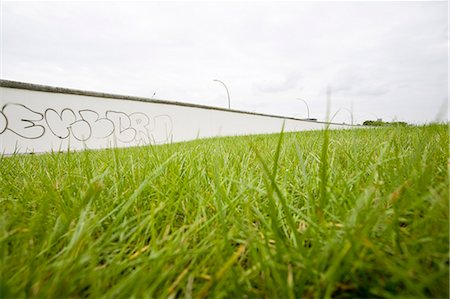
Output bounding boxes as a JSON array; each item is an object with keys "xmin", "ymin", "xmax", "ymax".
[{"xmin": 1, "ymin": 1, "xmax": 448, "ymax": 124}]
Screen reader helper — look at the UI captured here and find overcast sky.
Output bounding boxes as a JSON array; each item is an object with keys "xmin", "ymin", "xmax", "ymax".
[{"xmin": 1, "ymin": 1, "xmax": 448, "ymax": 124}]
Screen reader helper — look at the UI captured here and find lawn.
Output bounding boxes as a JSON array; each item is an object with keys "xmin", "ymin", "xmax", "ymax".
[{"xmin": 1, "ymin": 124, "xmax": 448, "ymax": 298}]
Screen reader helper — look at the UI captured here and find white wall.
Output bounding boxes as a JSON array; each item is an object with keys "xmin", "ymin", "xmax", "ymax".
[{"xmin": 0, "ymin": 83, "xmax": 356, "ymax": 154}]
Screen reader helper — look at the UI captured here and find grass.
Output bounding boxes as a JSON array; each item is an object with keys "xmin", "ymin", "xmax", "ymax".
[{"xmin": 0, "ymin": 124, "xmax": 448, "ymax": 298}]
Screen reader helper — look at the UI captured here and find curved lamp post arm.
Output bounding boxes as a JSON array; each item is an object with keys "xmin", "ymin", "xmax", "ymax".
[
  {"xmin": 213, "ymin": 79, "xmax": 231, "ymax": 109},
  {"xmin": 296, "ymin": 98, "xmax": 310, "ymax": 119}
]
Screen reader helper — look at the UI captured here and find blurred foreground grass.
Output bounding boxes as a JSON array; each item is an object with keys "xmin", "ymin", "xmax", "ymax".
[{"xmin": 1, "ymin": 125, "xmax": 448, "ymax": 298}]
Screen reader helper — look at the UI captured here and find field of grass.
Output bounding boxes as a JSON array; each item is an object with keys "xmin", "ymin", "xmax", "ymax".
[{"xmin": 1, "ymin": 124, "xmax": 448, "ymax": 298}]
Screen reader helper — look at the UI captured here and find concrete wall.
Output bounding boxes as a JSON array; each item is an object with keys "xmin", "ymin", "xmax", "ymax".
[{"xmin": 0, "ymin": 80, "xmax": 357, "ymax": 154}]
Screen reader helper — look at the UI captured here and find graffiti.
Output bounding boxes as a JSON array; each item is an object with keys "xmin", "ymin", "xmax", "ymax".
[
  {"xmin": 0, "ymin": 104, "xmax": 173, "ymax": 145},
  {"xmin": 2, "ymin": 104, "xmax": 45, "ymax": 139},
  {"xmin": 130, "ymin": 113, "xmax": 153, "ymax": 144},
  {"xmin": 105, "ymin": 111, "xmax": 137, "ymax": 143},
  {"xmin": 45, "ymin": 108, "xmax": 91, "ymax": 141},
  {"xmin": 0, "ymin": 110, "xmax": 7, "ymax": 135},
  {"xmin": 78, "ymin": 110, "xmax": 114, "ymax": 139}
]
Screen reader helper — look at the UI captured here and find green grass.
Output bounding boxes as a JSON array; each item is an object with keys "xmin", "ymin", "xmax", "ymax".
[{"xmin": 1, "ymin": 124, "xmax": 448, "ymax": 298}]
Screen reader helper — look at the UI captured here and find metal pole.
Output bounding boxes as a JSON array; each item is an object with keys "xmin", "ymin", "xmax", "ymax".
[
  {"xmin": 296, "ymin": 98, "xmax": 310, "ymax": 119},
  {"xmin": 213, "ymin": 79, "xmax": 231, "ymax": 109}
]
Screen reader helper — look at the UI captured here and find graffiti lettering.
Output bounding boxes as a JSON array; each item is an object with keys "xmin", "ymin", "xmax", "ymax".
[
  {"xmin": 130, "ymin": 112, "xmax": 152, "ymax": 144},
  {"xmin": 0, "ymin": 104, "xmax": 173, "ymax": 146},
  {"xmin": 0, "ymin": 111, "xmax": 6, "ymax": 135},
  {"xmin": 45, "ymin": 108, "xmax": 91, "ymax": 141},
  {"xmin": 105, "ymin": 111, "xmax": 136, "ymax": 143},
  {"xmin": 2, "ymin": 104, "xmax": 45, "ymax": 139},
  {"xmin": 78, "ymin": 110, "xmax": 114, "ymax": 139},
  {"xmin": 45, "ymin": 108, "xmax": 75, "ymax": 139}
]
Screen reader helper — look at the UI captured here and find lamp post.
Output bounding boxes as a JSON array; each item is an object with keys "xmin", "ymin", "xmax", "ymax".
[
  {"xmin": 213, "ymin": 79, "xmax": 231, "ymax": 109},
  {"xmin": 296, "ymin": 98, "xmax": 310, "ymax": 119}
]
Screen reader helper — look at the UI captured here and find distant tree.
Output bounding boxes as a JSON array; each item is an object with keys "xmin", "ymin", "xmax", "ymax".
[
  {"xmin": 363, "ymin": 120, "xmax": 409, "ymax": 127},
  {"xmin": 363, "ymin": 120, "xmax": 383, "ymax": 126}
]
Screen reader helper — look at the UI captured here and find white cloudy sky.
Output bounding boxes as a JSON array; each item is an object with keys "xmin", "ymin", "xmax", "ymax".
[{"xmin": 1, "ymin": 1, "xmax": 448, "ymax": 124}]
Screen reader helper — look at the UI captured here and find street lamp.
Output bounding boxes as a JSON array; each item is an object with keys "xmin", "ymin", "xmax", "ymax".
[
  {"xmin": 296, "ymin": 98, "xmax": 310, "ymax": 119},
  {"xmin": 213, "ymin": 79, "xmax": 231, "ymax": 109}
]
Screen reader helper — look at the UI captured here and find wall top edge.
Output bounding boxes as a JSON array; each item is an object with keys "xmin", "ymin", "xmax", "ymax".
[{"xmin": 0, "ymin": 79, "xmax": 359, "ymax": 127}]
